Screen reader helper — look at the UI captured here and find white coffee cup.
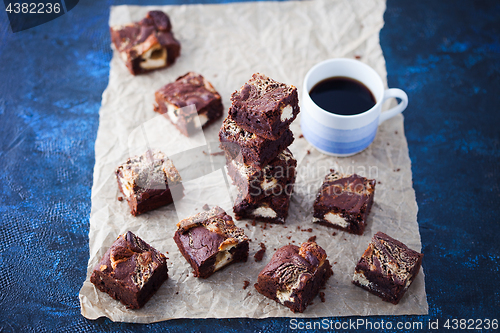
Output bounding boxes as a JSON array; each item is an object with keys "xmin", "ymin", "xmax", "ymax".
[{"xmin": 300, "ymin": 58, "xmax": 408, "ymax": 156}]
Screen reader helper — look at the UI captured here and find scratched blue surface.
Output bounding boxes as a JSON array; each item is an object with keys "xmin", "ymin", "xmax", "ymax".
[{"xmin": 0, "ymin": 0, "xmax": 499, "ymax": 332}]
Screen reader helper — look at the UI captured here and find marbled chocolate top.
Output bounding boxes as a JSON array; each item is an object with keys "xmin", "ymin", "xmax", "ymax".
[
  {"xmin": 315, "ymin": 169, "xmax": 376, "ymax": 214},
  {"xmin": 230, "ymin": 73, "xmax": 297, "ymax": 114},
  {"xmin": 93, "ymin": 231, "xmax": 166, "ymax": 291},
  {"xmin": 357, "ymin": 232, "xmax": 423, "ymax": 284},
  {"xmin": 115, "ymin": 150, "xmax": 182, "ymax": 198},
  {"xmin": 156, "ymin": 72, "xmax": 221, "ymax": 111},
  {"xmin": 175, "ymin": 207, "xmax": 248, "ymax": 266},
  {"xmin": 110, "ymin": 11, "xmax": 176, "ymax": 56},
  {"xmin": 259, "ymin": 242, "xmax": 328, "ymax": 287},
  {"xmin": 176, "ymin": 206, "xmax": 248, "ymax": 247}
]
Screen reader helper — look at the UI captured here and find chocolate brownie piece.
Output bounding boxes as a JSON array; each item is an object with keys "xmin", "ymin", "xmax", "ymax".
[
  {"xmin": 174, "ymin": 206, "xmax": 249, "ymax": 278},
  {"xmin": 219, "ymin": 116, "xmax": 294, "ymax": 169},
  {"xmin": 233, "ymin": 180, "xmax": 295, "ymax": 224},
  {"xmin": 352, "ymin": 232, "xmax": 423, "ymax": 304},
  {"xmin": 226, "ymin": 148, "xmax": 296, "ymax": 204},
  {"xmin": 228, "ymin": 73, "xmax": 299, "ymax": 140},
  {"xmin": 154, "ymin": 72, "xmax": 224, "ymax": 136},
  {"xmin": 115, "ymin": 150, "xmax": 183, "ymax": 216},
  {"xmin": 254, "ymin": 242, "xmax": 333, "ymax": 313},
  {"xmin": 313, "ymin": 169, "xmax": 375, "ymax": 235},
  {"xmin": 90, "ymin": 231, "xmax": 168, "ymax": 309},
  {"xmin": 110, "ymin": 11, "xmax": 181, "ymax": 75}
]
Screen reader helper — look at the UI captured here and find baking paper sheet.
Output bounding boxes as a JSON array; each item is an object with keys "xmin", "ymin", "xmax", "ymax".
[{"xmin": 79, "ymin": 0, "xmax": 428, "ymax": 322}]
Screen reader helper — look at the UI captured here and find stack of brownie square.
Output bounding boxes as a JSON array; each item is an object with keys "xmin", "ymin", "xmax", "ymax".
[{"xmin": 219, "ymin": 73, "xmax": 300, "ymax": 223}]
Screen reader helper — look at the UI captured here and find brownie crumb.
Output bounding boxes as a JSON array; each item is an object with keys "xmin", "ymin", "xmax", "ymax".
[
  {"xmin": 377, "ymin": 181, "xmax": 382, "ymax": 184},
  {"xmin": 334, "ymin": 261, "xmax": 337, "ymax": 264},
  {"xmin": 292, "ymin": 240, "xmax": 295, "ymax": 243},
  {"xmin": 297, "ymin": 226, "xmax": 301, "ymax": 230},
  {"xmin": 252, "ymin": 220, "xmax": 256, "ymax": 226},
  {"xmin": 387, "ymin": 142, "xmax": 390, "ymax": 146},
  {"xmin": 247, "ymin": 292, "xmax": 252, "ymax": 297},
  {"xmin": 243, "ymin": 281, "xmax": 250, "ymax": 290},
  {"xmin": 286, "ymin": 236, "xmax": 292, "ymax": 240},
  {"xmin": 299, "ymin": 134, "xmax": 304, "ymax": 138},
  {"xmin": 202, "ymin": 150, "xmax": 208, "ymax": 155},
  {"xmin": 254, "ymin": 243, "xmax": 266, "ymax": 262},
  {"xmin": 395, "ymin": 131, "xmax": 398, "ymax": 134},
  {"xmin": 284, "ymin": 226, "xmax": 287, "ymax": 229},
  {"xmin": 307, "ymin": 150, "xmax": 311, "ymax": 155},
  {"xmin": 354, "ymin": 55, "xmax": 362, "ymax": 59},
  {"xmin": 396, "ymin": 168, "xmax": 401, "ymax": 172},
  {"xmin": 245, "ymin": 223, "xmax": 249, "ymax": 228},
  {"xmin": 176, "ymin": 292, "xmax": 179, "ymax": 295},
  {"xmin": 332, "ymin": 232, "xmax": 337, "ymax": 236},
  {"xmin": 117, "ymin": 196, "xmax": 123, "ymax": 201},
  {"xmin": 307, "ymin": 228, "xmax": 313, "ymax": 232},
  {"xmin": 210, "ymin": 151, "xmax": 225, "ymax": 156},
  {"xmin": 202, "ymin": 204, "xmax": 210, "ymax": 211},
  {"xmin": 308, "ymin": 236, "xmax": 317, "ymax": 242},
  {"xmin": 319, "ymin": 292, "xmax": 326, "ymax": 302}
]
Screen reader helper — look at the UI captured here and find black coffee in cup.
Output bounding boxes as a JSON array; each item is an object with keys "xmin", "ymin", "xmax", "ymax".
[{"xmin": 309, "ymin": 76, "xmax": 376, "ymax": 116}]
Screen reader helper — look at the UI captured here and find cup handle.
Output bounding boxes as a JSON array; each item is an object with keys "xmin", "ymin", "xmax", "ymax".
[{"xmin": 378, "ymin": 88, "xmax": 408, "ymax": 124}]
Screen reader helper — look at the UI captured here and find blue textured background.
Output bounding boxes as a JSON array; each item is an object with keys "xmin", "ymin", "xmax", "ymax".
[{"xmin": 0, "ymin": 0, "xmax": 499, "ymax": 332}]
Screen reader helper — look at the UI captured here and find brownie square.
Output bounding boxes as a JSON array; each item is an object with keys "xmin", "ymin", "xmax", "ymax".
[
  {"xmin": 115, "ymin": 150, "xmax": 184, "ymax": 216},
  {"xmin": 155, "ymin": 72, "xmax": 224, "ymax": 137},
  {"xmin": 90, "ymin": 231, "xmax": 168, "ymax": 309},
  {"xmin": 313, "ymin": 169, "xmax": 375, "ymax": 235},
  {"xmin": 352, "ymin": 232, "xmax": 424, "ymax": 304},
  {"xmin": 233, "ymin": 181, "xmax": 295, "ymax": 224},
  {"xmin": 110, "ymin": 11, "xmax": 181, "ymax": 75},
  {"xmin": 228, "ymin": 73, "xmax": 300, "ymax": 140},
  {"xmin": 254, "ymin": 241, "xmax": 333, "ymax": 313},
  {"xmin": 229, "ymin": 73, "xmax": 300, "ymax": 140},
  {"xmin": 226, "ymin": 148, "xmax": 296, "ymax": 204},
  {"xmin": 174, "ymin": 206, "xmax": 249, "ymax": 278},
  {"xmin": 219, "ymin": 116, "xmax": 294, "ymax": 169}
]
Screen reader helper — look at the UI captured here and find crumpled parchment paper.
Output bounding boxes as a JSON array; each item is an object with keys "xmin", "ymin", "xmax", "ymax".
[{"xmin": 79, "ymin": 0, "xmax": 428, "ymax": 322}]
